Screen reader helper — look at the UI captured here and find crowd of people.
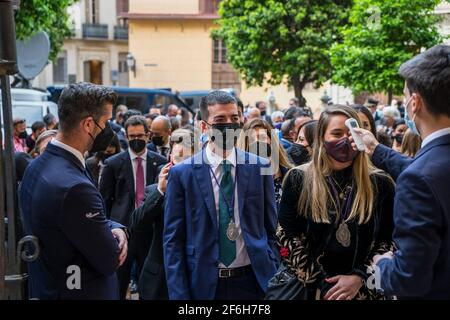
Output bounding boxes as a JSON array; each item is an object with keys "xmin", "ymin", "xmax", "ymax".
[{"xmin": 14, "ymin": 44, "xmax": 450, "ymax": 300}]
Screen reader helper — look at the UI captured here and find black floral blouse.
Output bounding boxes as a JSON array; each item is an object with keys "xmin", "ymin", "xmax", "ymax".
[{"xmin": 277, "ymin": 167, "xmax": 396, "ymax": 300}]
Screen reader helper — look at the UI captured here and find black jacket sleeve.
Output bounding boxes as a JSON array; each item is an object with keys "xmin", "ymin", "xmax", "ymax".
[{"xmin": 129, "ymin": 184, "xmax": 164, "ymax": 233}]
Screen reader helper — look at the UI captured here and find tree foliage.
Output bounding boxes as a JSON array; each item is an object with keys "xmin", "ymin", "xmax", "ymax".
[
  {"xmin": 331, "ymin": 0, "xmax": 444, "ymax": 98},
  {"xmin": 215, "ymin": 0, "xmax": 352, "ymax": 106},
  {"xmin": 15, "ymin": 0, "xmax": 76, "ymax": 62}
]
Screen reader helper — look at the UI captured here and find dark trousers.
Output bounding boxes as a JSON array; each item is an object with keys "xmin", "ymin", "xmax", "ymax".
[
  {"xmin": 214, "ymin": 268, "xmax": 264, "ymax": 300},
  {"xmin": 117, "ymin": 230, "xmax": 152, "ymax": 299}
]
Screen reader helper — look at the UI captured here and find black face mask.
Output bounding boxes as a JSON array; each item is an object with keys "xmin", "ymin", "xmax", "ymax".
[
  {"xmin": 260, "ymin": 111, "xmax": 266, "ymax": 116},
  {"xmin": 152, "ymin": 136, "xmax": 165, "ymax": 146},
  {"xmin": 290, "ymin": 143, "xmax": 310, "ymax": 166},
  {"xmin": 208, "ymin": 122, "xmax": 241, "ymax": 151},
  {"xmin": 394, "ymin": 134, "xmax": 404, "ymax": 144},
  {"xmin": 90, "ymin": 121, "xmax": 116, "ymax": 153},
  {"xmin": 249, "ymin": 141, "xmax": 271, "ymax": 159},
  {"xmin": 129, "ymin": 139, "xmax": 147, "ymax": 154},
  {"xmin": 19, "ymin": 131, "xmax": 28, "ymax": 139}
]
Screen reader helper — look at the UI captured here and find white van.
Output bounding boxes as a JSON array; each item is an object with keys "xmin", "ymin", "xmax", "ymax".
[{"xmin": 0, "ymin": 88, "xmax": 58, "ymax": 133}]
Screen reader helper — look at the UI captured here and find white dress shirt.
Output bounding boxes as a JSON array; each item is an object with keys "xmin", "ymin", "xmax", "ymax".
[
  {"xmin": 205, "ymin": 144, "xmax": 251, "ymax": 268},
  {"xmin": 128, "ymin": 148, "xmax": 147, "ymax": 197},
  {"xmin": 421, "ymin": 127, "xmax": 450, "ymax": 148},
  {"xmin": 51, "ymin": 139, "xmax": 86, "ymax": 168}
]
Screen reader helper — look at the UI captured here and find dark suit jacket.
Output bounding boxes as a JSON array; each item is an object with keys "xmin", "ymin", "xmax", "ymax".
[
  {"xmin": 110, "ymin": 121, "xmax": 122, "ymax": 133},
  {"xmin": 19, "ymin": 143, "xmax": 123, "ymax": 299},
  {"xmin": 163, "ymin": 149, "xmax": 279, "ymax": 300},
  {"xmin": 371, "ymin": 144, "xmax": 413, "ymax": 181},
  {"xmin": 130, "ymin": 183, "xmax": 168, "ymax": 300},
  {"xmin": 147, "ymin": 142, "xmax": 157, "ymax": 153},
  {"xmin": 99, "ymin": 150, "xmax": 167, "ymax": 227},
  {"xmin": 373, "ymin": 133, "xmax": 450, "ymax": 299},
  {"xmin": 146, "ymin": 142, "xmax": 169, "ymax": 159}
]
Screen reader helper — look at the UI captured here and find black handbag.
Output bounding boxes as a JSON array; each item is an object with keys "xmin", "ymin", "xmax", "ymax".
[{"xmin": 265, "ymin": 262, "xmax": 309, "ymax": 300}]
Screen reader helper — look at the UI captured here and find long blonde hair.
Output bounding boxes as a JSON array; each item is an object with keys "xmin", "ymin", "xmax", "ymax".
[
  {"xmin": 237, "ymin": 118, "xmax": 293, "ymax": 172},
  {"xmin": 297, "ymin": 105, "xmax": 380, "ymax": 225}
]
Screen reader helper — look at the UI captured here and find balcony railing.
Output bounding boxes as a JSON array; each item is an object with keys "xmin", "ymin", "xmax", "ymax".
[
  {"xmin": 114, "ymin": 25, "xmax": 128, "ymax": 40},
  {"xmin": 82, "ymin": 23, "xmax": 109, "ymax": 39}
]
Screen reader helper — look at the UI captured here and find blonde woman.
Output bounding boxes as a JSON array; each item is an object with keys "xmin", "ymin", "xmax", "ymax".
[
  {"xmin": 237, "ymin": 118, "xmax": 293, "ymax": 206},
  {"xmin": 277, "ymin": 105, "xmax": 395, "ymax": 300}
]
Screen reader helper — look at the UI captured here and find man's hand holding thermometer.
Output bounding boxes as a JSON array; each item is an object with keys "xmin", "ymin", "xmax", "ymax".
[{"xmin": 346, "ymin": 118, "xmax": 380, "ymax": 157}]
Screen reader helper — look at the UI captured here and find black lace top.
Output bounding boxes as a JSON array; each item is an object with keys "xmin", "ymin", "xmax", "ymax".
[{"xmin": 277, "ymin": 166, "xmax": 396, "ymax": 299}]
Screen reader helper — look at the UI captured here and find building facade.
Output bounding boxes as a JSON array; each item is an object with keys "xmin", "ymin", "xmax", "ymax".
[
  {"xmin": 34, "ymin": 0, "xmax": 129, "ymax": 88},
  {"xmin": 436, "ymin": 1, "xmax": 450, "ymax": 44}
]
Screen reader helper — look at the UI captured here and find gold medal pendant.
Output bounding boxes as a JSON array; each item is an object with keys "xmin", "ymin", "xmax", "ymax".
[
  {"xmin": 226, "ymin": 221, "xmax": 238, "ymax": 241},
  {"xmin": 336, "ymin": 222, "xmax": 351, "ymax": 247}
]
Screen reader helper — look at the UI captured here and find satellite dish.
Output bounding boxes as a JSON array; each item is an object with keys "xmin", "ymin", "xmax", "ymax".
[{"xmin": 16, "ymin": 31, "xmax": 50, "ymax": 80}]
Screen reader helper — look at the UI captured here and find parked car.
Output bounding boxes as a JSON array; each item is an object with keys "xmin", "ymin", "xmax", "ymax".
[
  {"xmin": 1, "ymin": 88, "xmax": 58, "ymax": 133},
  {"xmin": 47, "ymin": 85, "xmax": 193, "ymax": 116}
]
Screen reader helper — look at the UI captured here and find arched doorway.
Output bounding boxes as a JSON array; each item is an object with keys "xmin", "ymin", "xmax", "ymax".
[{"xmin": 83, "ymin": 59, "xmax": 103, "ymax": 84}]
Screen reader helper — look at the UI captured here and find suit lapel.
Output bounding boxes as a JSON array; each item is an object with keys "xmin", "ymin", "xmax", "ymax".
[
  {"xmin": 193, "ymin": 151, "xmax": 218, "ymax": 229},
  {"xmin": 146, "ymin": 151, "xmax": 157, "ymax": 184},
  {"xmin": 236, "ymin": 149, "xmax": 250, "ymax": 218},
  {"xmin": 123, "ymin": 152, "xmax": 135, "ymax": 200}
]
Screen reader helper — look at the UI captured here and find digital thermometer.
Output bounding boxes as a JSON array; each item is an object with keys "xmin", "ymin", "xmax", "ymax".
[{"xmin": 345, "ymin": 118, "xmax": 365, "ymax": 151}]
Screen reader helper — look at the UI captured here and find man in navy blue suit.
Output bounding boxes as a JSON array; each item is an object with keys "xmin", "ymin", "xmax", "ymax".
[
  {"xmin": 20, "ymin": 83, "xmax": 128, "ymax": 299},
  {"xmin": 351, "ymin": 45, "xmax": 450, "ymax": 299},
  {"xmin": 163, "ymin": 91, "xmax": 279, "ymax": 300}
]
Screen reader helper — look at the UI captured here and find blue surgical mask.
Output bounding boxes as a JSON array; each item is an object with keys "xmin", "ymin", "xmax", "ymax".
[{"xmin": 404, "ymin": 96, "xmax": 419, "ymax": 136}]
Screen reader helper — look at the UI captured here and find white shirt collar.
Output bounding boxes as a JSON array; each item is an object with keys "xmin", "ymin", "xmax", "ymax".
[
  {"xmin": 205, "ymin": 143, "xmax": 236, "ymax": 168},
  {"xmin": 51, "ymin": 139, "xmax": 86, "ymax": 168},
  {"xmin": 128, "ymin": 148, "xmax": 147, "ymax": 161},
  {"xmin": 421, "ymin": 127, "xmax": 450, "ymax": 148}
]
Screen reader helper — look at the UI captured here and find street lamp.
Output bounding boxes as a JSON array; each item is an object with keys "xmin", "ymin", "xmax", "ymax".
[{"xmin": 126, "ymin": 52, "xmax": 136, "ymax": 78}]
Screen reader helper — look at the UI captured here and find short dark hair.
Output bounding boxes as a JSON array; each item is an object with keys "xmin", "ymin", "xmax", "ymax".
[
  {"xmin": 367, "ymin": 98, "xmax": 379, "ymax": 105},
  {"xmin": 284, "ymin": 106, "xmax": 305, "ymax": 120},
  {"xmin": 124, "ymin": 115, "xmax": 149, "ymax": 135},
  {"xmin": 200, "ymin": 90, "xmax": 237, "ymax": 120},
  {"xmin": 399, "ymin": 45, "xmax": 450, "ymax": 117},
  {"xmin": 31, "ymin": 121, "xmax": 45, "ymax": 133},
  {"xmin": 255, "ymin": 101, "xmax": 265, "ymax": 109},
  {"xmin": 43, "ymin": 113, "xmax": 56, "ymax": 127},
  {"xmin": 393, "ymin": 118, "xmax": 406, "ymax": 130},
  {"xmin": 123, "ymin": 109, "xmax": 142, "ymax": 124},
  {"xmin": 57, "ymin": 82, "xmax": 117, "ymax": 132},
  {"xmin": 236, "ymin": 97, "xmax": 244, "ymax": 115}
]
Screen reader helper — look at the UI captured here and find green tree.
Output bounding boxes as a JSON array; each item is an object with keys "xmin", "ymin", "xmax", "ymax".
[
  {"xmin": 215, "ymin": 0, "xmax": 352, "ymax": 107},
  {"xmin": 331, "ymin": 0, "xmax": 444, "ymax": 102},
  {"xmin": 15, "ymin": 0, "xmax": 76, "ymax": 62}
]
